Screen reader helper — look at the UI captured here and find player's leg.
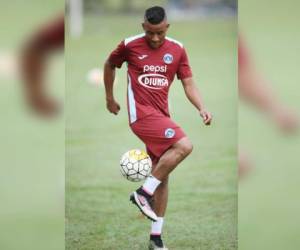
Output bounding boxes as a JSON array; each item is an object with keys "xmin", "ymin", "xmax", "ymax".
[
  {"xmin": 153, "ymin": 176, "xmax": 168, "ymax": 217},
  {"xmin": 141, "ymin": 136, "xmax": 193, "ymax": 197},
  {"xmin": 151, "ymin": 137, "xmax": 193, "ymax": 181},
  {"xmin": 144, "ymin": 137, "xmax": 192, "ymax": 249},
  {"xmin": 131, "ymin": 137, "xmax": 192, "ymax": 221},
  {"xmin": 149, "ymin": 175, "xmax": 169, "ymax": 249},
  {"xmin": 130, "ymin": 115, "xmax": 192, "ymax": 222}
]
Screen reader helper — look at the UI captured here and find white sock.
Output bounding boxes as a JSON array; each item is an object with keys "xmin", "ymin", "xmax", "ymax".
[
  {"xmin": 151, "ymin": 217, "xmax": 164, "ymax": 235},
  {"xmin": 142, "ymin": 175, "xmax": 161, "ymax": 195}
]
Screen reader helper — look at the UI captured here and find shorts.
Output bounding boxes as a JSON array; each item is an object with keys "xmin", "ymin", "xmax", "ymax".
[{"xmin": 130, "ymin": 112, "xmax": 186, "ymax": 164}]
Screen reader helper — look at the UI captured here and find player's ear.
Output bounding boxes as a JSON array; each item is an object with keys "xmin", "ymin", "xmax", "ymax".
[
  {"xmin": 166, "ymin": 24, "xmax": 170, "ymax": 29},
  {"xmin": 142, "ymin": 23, "xmax": 146, "ymax": 31}
]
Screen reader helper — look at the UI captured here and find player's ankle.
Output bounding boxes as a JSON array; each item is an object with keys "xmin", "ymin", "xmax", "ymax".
[
  {"xmin": 150, "ymin": 234, "xmax": 162, "ymax": 240},
  {"xmin": 142, "ymin": 175, "xmax": 161, "ymax": 195},
  {"xmin": 137, "ymin": 186, "xmax": 153, "ymax": 199}
]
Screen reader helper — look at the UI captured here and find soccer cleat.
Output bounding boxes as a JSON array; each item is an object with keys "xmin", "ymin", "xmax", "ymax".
[
  {"xmin": 148, "ymin": 238, "xmax": 168, "ymax": 250},
  {"xmin": 130, "ymin": 191, "xmax": 158, "ymax": 222}
]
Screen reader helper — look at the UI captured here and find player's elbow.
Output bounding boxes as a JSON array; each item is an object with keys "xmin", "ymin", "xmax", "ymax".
[{"xmin": 104, "ymin": 59, "xmax": 116, "ymax": 70}]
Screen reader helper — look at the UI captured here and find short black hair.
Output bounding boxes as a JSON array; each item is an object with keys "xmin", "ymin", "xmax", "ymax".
[{"xmin": 144, "ymin": 6, "xmax": 166, "ymax": 25}]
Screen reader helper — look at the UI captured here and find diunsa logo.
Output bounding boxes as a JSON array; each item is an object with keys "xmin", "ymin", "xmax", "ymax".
[{"xmin": 138, "ymin": 73, "xmax": 169, "ymax": 90}]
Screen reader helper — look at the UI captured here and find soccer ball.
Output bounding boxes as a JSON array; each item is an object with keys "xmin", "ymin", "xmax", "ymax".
[{"xmin": 120, "ymin": 149, "xmax": 152, "ymax": 182}]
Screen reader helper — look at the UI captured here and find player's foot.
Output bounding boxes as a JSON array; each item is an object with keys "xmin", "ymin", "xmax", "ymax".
[
  {"xmin": 130, "ymin": 188, "xmax": 157, "ymax": 222},
  {"xmin": 149, "ymin": 235, "xmax": 168, "ymax": 250}
]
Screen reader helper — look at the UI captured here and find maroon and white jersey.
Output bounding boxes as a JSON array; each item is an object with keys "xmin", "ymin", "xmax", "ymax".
[{"xmin": 108, "ymin": 33, "xmax": 192, "ymax": 124}]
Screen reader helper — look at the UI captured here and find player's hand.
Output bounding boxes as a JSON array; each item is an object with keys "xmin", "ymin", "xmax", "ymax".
[
  {"xmin": 28, "ymin": 92, "xmax": 60, "ymax": 117},
  {"xmin": 106, "ymin": 98, "xmax": 120, "ymax": 115},
  {"xmin": 200, "ymin": 110, "xmax": 212, "ymax": 125},
  {"xmin": 272, "ymin": 106, "xmax": 299, "ymax": 133}
]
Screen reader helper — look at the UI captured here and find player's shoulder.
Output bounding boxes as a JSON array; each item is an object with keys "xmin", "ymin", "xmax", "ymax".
[
  {"xmin": 165, "ymin": 36, "xmax": 184, "ymax": 49},
  {"xmin": 124, "ymin": 33, "xmax": 145, "ymax": 47}
]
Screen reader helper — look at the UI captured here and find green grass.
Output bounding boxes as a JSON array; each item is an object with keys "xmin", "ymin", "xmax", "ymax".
[
  {"xmin": 0, "ymin": 2, "xmax": 64, "ymax": 250},
  {"xmin": 239, "ymin": 1, "xmax": 300, "ymax": 250},
  {"xmin": 66, "ymin": 15, "xmax": 237, "ymax": 250}
]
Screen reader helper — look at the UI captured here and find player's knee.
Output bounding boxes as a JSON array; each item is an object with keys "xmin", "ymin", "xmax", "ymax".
[
  {"xmin": 176, "ymin": 138, "xmax": 193, "ymax": 158},
  {"xmin": 182, "ymin": 139, "xmax": 193, "ymax": 156}
]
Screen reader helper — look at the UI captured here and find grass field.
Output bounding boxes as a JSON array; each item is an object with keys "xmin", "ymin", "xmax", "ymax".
[
  {"xmin": 239, "ymin": 1, "xmax": 300, "ymax": 250},
  {"xmin": 66, "ymin": 14, "xmax": 237, "ymax": 250},
  {"xmin": 0, "ymin": 2, "xmax": 64, "ymax": 250}
]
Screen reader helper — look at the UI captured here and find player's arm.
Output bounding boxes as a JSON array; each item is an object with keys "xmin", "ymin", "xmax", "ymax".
[
  {"xmin": 103, "ymin": 60, "xmax": 120, "ymax": 115},
  {"xmin": 21, "ymin": 15, "xmax": 64, "ymax": 116},
  {"xmin": 181, "ymin": 77, "xmax": 212, "ymax": 125},
  {"xmin": 239, "ymin": 37, "xmax": 298, "ymax": 132},
  {"xmin": 104, "ymin": 41, "xmax": 127, "ymax": 115}
]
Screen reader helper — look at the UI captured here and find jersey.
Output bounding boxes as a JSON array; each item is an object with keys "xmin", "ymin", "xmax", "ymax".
[{"xmin": 108, "ymin": 33, "xmax": 193, "ymax": 124}]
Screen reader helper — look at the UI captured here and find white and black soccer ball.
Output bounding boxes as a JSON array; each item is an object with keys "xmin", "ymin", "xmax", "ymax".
[{"xmin": 120, "ymin": 149, "xmax": 152, "ymax": 182}]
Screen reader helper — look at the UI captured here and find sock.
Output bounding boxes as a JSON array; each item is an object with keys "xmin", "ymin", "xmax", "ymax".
[
  {"xmin": 142, "ymin": 175, "xmax": 161, "ymax": 195},
  {"xmin": 150, "ymin": 217, "xmax": 164, "ymax": 236}
]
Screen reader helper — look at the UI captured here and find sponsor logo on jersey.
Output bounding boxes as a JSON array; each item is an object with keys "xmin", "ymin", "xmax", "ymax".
[
  {"xmin": 143, "ymin": 65, "xmax": 167, "ymax": 73},
  {"xmin": 138, "ymin": 54, "xmax": 148, "ymax": 60},
  {"xmin": 138, "ymin": 73, "xmax": 169, "ymax": 89},
  {"xmin": 163, "ymin": 53, "xmax": 173, "ymax": 64},
  {"xmin": 165, "ymin": 128, "xmax": 175, "ymax": 138},
  {"xmin": 139, "ymin": 65, "xmax": 169, "ymax": 89}
]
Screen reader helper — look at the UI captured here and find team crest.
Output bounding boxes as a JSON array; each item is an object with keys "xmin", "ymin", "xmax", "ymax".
[
  {"xmin": 165, "ymin": 128, "xmax": 175, "ymax": 138},
  {"xmin": 163, "ymin": 53, "xmax": 173, "ymax": 64}
]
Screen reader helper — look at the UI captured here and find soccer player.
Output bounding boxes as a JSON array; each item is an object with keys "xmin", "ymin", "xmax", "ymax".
[{"xmin": 104, "ymin": 6, "xmax": 212, "ymax": 249}]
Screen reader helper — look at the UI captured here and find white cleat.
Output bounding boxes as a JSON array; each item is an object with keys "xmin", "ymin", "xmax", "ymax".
[{"xmin": 130, "ymin": 191, "xmax": 158, "ymax": 222}]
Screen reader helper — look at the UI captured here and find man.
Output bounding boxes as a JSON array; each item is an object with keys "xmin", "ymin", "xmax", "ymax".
[{"xmin": 104, "ymin": 6, "xmax": 212, "ymax": 250}]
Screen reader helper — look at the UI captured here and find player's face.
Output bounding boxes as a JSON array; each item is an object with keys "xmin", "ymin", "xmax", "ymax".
[{"xmin": 142, "ymin": 20, "xmax": 169, "ymax": 49}]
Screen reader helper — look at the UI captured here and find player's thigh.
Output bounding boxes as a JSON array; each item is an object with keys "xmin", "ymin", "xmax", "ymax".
[{"xmin": 130, "ymin": 114, "xmax": 187, "ymax": 159}]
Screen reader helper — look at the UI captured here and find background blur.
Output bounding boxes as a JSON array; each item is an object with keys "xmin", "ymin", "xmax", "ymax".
[
  {"xmin": 2, "ymin": 0, "xmax": 300, "ymax": 249},
  {"xmin": 0, "ymin": 1, "xmax": 64, "ymax": 250},
  {"xmin": 66, "ymin": 0, "xmax": 237, "ymax": 249},
  {"xmin": 239, "ymin": 0, "xmax": 300, "ymax": 249}
]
